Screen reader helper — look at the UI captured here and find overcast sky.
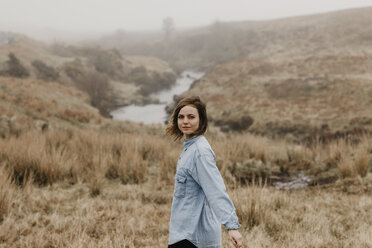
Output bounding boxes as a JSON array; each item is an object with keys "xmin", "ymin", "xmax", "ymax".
[{"xmin": 1, "ymin": 0, "xmax": 372, "ymax": 40}]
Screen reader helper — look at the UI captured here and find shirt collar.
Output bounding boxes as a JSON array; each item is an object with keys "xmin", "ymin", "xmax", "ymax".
[{"xmin": 183, "ymin": 135, "xmax": 203, "ymax": 150}]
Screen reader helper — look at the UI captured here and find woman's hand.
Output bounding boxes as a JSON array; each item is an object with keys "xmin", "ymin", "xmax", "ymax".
[{"xmin": 228, "ymin": 229, "xmax": 243, "ymax": 248}]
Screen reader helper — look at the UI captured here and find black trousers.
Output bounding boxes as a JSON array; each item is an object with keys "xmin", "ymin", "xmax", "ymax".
[{"xmin": 168, "ymin": 239, "xmax": 197, "ymax": 248}]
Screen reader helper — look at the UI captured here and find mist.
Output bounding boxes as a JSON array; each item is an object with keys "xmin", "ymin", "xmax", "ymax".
[{"xmin": 1, "ymin": 0, "xmax": 372, "ymax": 42}]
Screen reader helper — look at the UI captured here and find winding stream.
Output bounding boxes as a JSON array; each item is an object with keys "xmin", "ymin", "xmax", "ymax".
[{"xmin": 110, "ymin": 70, "xmax": 205, "ymax": 124}]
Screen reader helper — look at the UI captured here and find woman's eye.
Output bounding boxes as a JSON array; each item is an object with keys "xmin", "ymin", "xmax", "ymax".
[{"xmin": 178, "ymin": 116, "xmax": 183, "ymax": 119}]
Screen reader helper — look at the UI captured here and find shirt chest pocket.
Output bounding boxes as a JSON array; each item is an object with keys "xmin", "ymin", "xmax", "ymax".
[
  {"xmin": 174, "ymin": 169, "xmax": 201, "ymax": 198},
  {"xmin": 174, "ymin": 173, "xmax": 187, "ymax": 198}
]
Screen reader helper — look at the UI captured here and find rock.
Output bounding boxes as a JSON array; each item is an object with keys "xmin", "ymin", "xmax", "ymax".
[
  {"xmin": 9, "ymin": 116, "xmax": 21, "ymax": 136},
  {"xmin": 274, "ymin": 171, "xmax": 312, "ymax": 190},
  {"xmin": 35, "ymin": 119, "xmax": 49, "ymax": 132},
  {"xmin": 235, "ymin": 159, "xmax": 274, "ymax": 183}
]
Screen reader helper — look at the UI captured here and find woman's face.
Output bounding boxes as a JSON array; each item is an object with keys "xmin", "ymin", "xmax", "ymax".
[{"xmin": 177, "ymin": 104, "xmax": 200, "ymax": 139}]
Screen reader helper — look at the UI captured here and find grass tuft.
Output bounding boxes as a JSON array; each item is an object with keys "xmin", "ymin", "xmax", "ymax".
[{"xmin": 0, "ymin": 165, "xmax": 15, "ymax": 222}]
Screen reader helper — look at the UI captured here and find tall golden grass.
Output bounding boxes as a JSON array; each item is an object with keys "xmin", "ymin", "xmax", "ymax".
[
  {"xmin": 230, "ymin": 184, "xmax": 372, "ymax": 247},
  {"xmin": 0, "ymin": 165, "xmax": 15, "ymax": 221},
  {"xmin": 0, "ymin": 127, "xmax": 371, "ymax": 247},
  {"xmin": 0, "ymin": 127, "xmax": 370, "ymax": 189},
  {"xmin": 0, "ymin": 127, "xmax": 182, "ymax": 194},
  {"xmin": 0, "ymin": 174, "xmax": 370, "ymax": 247}
]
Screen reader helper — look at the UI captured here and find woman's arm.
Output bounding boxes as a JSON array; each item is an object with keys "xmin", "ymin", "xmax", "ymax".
[{"xmin": 193, "ymin": 153, "xmax": 241, "ymax": 230}]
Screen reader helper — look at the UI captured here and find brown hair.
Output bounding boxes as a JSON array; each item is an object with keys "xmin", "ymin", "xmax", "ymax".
[{"xmin": 166, "ymin": 96, "xmax": 208, "ymax": 140}]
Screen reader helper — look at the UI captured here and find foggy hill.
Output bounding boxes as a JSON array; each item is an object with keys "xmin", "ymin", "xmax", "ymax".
[
  {"xmin": 0, "ymin": 33, "xmax": 177, "ymax": 116},
  {"xmin": 2, "ymin": 6, "xmax": 372, "ymax": 142},
  {"xmin": 87, "ymin": 6, "xmax": 372, "ymax": 141},
  {"xmin": 97, "ymin": 6, "xmax": 372, "ymax": 71},
  {"xmin": 151, "ymin": 6, "xmax": 372, "ymax": 141},
  {"xmin": 169, "ymin": 55, "xmax": 372, "ymax": 142}
]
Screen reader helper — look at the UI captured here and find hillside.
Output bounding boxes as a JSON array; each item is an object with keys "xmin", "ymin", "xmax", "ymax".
[
  {"xmin": 0, "ymin": 76, "xmax": 103, "ymax": 138},
  {"xmin": 104, "ymin": 7, "xmax": 372, "ymax": 71},
  {"xmin": 2, "ymin": 7, "xmax": 372, "ymax": 142},
  {"xmin": 126, "ymin": 6, "xmax": 372, "ymax": 141},
  {"xmin": 1, "ymin": 71, "xmax": 371, "ymax": 248},
  {"xmin": 0, "ymin": 33, "xmax": 177, "ymax": 115},
  {"xmin": 169, "ymin": 55, "xmax": 372, "ymax": 142}
]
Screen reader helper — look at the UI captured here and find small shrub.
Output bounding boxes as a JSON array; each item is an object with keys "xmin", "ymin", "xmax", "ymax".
[
  {"xmin": 3, "ymin": 53, "xmax": 29, "ymax": 78},
  {"xmin": 0, "ymin": 131, "xmax": 70, "ymax": 186},
  {"xmin": 129, "ymin": 66, "xmax": 152, "ymax": 94},
  {"xmin": 234, "ymin": 182, "xmax": 269, "ymax": 230},
  {"xmin": 31, "ymin": 59, "xmax": 59, "ymax": 81},
  {"xmin": 0, "ymin": 116, "xmax": 10, "ymax": 139},
  {"xmin": 354, "ymin": 147, "xmax": 369, "ymax": 177},
  {"xmin": 338, "ymin": 156, "xmax": 355, "ymax": 178},
  {"xmin": 117, "ymin": 151, "xmax": 148, "ymax": 185},
  {"xmin": 64, "ymin": 61, "xmax": 111, "ymax": 116},
  {"xmin": 152, "ymin": 71, "xmax": 176, "ymax": 90},
  {"xmin": 129, "ymin": 67, "xmax": 176, "ymax": 96},
  {"xmin": 325, "ymin": 139, "xmax": 348, "ymax": 168},
  {"xmin": 89, "ymin": 49, "xmax": 124, "ymax": 79},
  {"xmin": 89, "ymin": 173, "xmax": 103, "ymax": 197},
  {"xmin": 0, "ymin": 165, "xmax": 15, "ymax": 222},
  {"xmin": 63, "ymin": 59, "xmax": 84, "ymax": 79},
  {"xmin": 49, "ymin": 42, "xmax": 76, "ymax": 57},
  {"xmin": 215, "ymin": 115, "xmax": 254, "ymax": 132},
  {"xmin": 105, "ymin": 164, "xmax": 119, "ymax": 179},
  {"xmin": 63, "ymin": 109, "xmax": 90, "ymax": 123}
]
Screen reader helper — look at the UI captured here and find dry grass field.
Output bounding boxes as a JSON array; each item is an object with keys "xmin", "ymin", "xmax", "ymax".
[
  {"xmin": 0, "ymin": 126, "xmax": 371, "ymax": 248},
  {"xmin": 0, "ymin": 76, "xmax": 103, "ymax": 139},
  {"xmin": 1, "ymin": 7, "xmax": 372, "ymax": 247},
  {"xmin": 1, "ymin": 173, "xmax": 371, "ymax": 248},
  {"xmin": 0, "ymin": 35, "xmax": 177, "ymax": 115},
  {"xmin": 0, "ymin": 75, "xmax": 371, "ymax": 248},
  {"xmin": 175, "ymin": 55, "xmax": 372, "ymax": 142},
  {"xmin": 0, "ymin": 75, "xmax": 371, "ymax": 247}
]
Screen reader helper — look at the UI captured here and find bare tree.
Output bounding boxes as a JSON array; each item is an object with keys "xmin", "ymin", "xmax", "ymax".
[{"xmin": 163, "ymin": 17, "xmax": 175, "ymax": 40}]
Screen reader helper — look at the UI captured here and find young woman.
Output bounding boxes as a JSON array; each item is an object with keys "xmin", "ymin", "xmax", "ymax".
[{"xmin": 166, "ymin": 96, "xmax": 243, "ymax": 248}]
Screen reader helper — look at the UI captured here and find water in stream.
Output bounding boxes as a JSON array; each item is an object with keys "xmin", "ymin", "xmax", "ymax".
[{"xmin": 110, "ymin": 70, "xmax": 205, "ymax": 124}]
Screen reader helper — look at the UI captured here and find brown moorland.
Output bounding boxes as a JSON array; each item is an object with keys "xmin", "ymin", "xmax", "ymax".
[
  {"xmin": 0, "ymin": 126, "xmax": 371, "ymax": 247},
  {"xmin": 1, "ymin": 6, "xmax": 372, "ymax": 248},
  {"xmin": 0, "ymin": 78, "xmax": 370, "ymax": 247},
  {"xmin": 0, "ymin": 76, "xmax": 371, "ymax": 246},
  {"xmin": 0, "ymin": 34, "xmax": 177, "ymax": 115},
  {"xmin": 172, "ymin": 55, "xmax": 372, "ymax": 142}
]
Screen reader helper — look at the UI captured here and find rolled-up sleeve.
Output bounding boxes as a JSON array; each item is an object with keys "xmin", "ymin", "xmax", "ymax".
[{"xmin": 193, "ymin": 153, "xmax": 241, "ymax": 230}]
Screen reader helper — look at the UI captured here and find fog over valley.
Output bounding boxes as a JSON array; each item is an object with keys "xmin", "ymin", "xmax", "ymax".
[{"xmin": 1, "ymin": 0, "xmax": 372, "ymax": 41}]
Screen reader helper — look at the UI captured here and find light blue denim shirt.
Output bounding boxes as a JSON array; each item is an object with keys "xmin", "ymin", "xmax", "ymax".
[{"xmin": 168, "ymin": 135, "xmax": 240, "ymax": 248}]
